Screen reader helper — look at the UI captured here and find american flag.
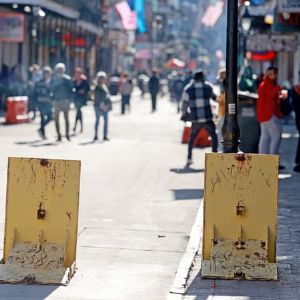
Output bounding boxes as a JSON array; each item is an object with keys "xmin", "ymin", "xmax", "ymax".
[
  {"xmin": 201, "ymin": 0, "xmax": 225, "ymax": 27},
  {"xmin": 115, "ymin": 1, "xmax": 137, "ymax": 30}
]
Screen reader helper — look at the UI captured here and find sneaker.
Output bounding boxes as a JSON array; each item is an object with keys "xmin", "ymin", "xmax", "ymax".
[
  {"xmin": 103, "ymin": 137, "xmax": 110, "ymax": 141},
  {"xmin": 93, "ymin": 136, "xmax": 99, "ymax": 142},
  {"xmin": 186, "ymin": 159, "xmax": 193, "ymax": 166},
  {"xmin": 37, "ymin": 128, "xmax": 44, "ymax": 139},
  {"xmin": 66, "ymin": 135, "xmax": 71, "ymax": 141},
  {"xmin": 56, "ymin": 137, "xmax": 62, "ymax": 142},
  {"xmin": 294, "ymin": 164, "xmax": 300, "ymax": 173}
]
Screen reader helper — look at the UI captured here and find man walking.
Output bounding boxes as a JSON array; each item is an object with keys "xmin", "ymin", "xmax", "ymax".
[
  {"xmin": 35, "ymin": 66, "xmax": 53, "ymax": 139},
  {"xmin": 290, "ymin": 71, "xmax": 300, "ymax": 172},
  {"xmin": 119, "ymin": 73, "xmax": 133, "ymax": 114},
  {"xmin": 50, "ymin": 63, "xmax": 74, "ymax": 141},
  {"xmin": 148, "ymin": 69, "xmax": 160, "ymax": 112},
  {"xmin": 181, "ymin": 70, "xmax": 218, "ymax": 166}
]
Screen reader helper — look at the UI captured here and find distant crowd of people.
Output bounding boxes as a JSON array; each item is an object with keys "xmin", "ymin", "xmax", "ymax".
[
  {"xmin": 179, "ymin": 66, "xmax": 300, "ymax": 173},
  {"xmin": 1, "ymin": 62, "xmax": 300, "ymax": 172}
]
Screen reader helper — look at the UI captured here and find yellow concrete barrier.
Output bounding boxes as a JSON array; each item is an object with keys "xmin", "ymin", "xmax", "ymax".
[
  {"xmin": 201, "ymin": 153, "xmax": 278, "ymax": 280},
  {"xmin": 0, "ymin": 157, "xmax": 81, "ymax": 285}
]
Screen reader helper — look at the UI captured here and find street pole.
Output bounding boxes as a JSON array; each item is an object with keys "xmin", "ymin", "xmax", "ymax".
[{"xmin": 222, "ymin": 0, "xmax": 240, "ymax": 153}]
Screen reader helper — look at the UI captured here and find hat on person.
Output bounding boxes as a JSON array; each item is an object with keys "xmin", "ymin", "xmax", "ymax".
[
  {"xmin": 54, "ymin": 63, "xmax": 66, "ymax": 72},
  {"xmin": 96, "ymin": 71, "xmax": 107, "ymax": 79},
  {"xmin": 43, "ymin": 66, "xmax": 52, "ymax": 73}
]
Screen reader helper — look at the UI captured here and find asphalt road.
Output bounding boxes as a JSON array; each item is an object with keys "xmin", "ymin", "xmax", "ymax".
[{"xmin": 0, "ymin": 93, "xmax": 206, "ymax": 300}]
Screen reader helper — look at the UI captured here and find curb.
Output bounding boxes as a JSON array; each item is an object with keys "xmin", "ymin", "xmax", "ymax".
[{"xmin": 166, "ymin": 200, "xmax": 204, "ymax": 299}]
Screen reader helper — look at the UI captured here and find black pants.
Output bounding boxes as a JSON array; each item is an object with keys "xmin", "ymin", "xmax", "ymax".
[
  {"xmin": 296, "ymin": 121, "xmax": 300, "ymax": 165},
  {"xmin": 188, "ymin": 121, "xmax": 218, "ymax": 160},
  {"xmin": 39, "ymin": 103, "xmax": 53, "ymax": 136},
  {"xmin": 151, "ymin": 93, "xmax": 157, "ymax": 112},
  {"xmin": 74, "ymin": 105, "xmax": 83, "ymax": 131}
]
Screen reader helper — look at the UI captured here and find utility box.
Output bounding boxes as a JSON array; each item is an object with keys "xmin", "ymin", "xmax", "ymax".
[
  {"xmin": 0, "ymin": 157, "xmax": 81, "ymax": 285},
  {"xmin": 201, "ymin": 153, "xmax": 278, "ymax": 280}
]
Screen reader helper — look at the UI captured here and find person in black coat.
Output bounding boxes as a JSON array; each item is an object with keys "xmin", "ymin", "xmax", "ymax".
[
  {"xmin": 73, "ymin": 67, "xmax": 89, "ymax": 134},
  {"xmin": 148, "ymin": 69, "xmax": 160, "ymax": 112},
  {"xmin": 291, "ymin": 72, "xmax": 300, "ymax": 172}
]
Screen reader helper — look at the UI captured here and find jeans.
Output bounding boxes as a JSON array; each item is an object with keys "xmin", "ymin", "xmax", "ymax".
[
  {"xmin": 94, "ymin": 107, "xmax": 108, "ymax": 139},
  {"xmin": 74, "ymin": 106, "xmax": 83, "ymax": 131},
  {"xmin": 121, "ymin": 95, "xmax": 130, "ymax": 114},
  {"xmin": 54, "ymin": 100, "xmax": 70, "ymax": 138},
  {"xmin": 38, "ymin": 102, "xmax": 53, "ymax": 136},
  {"xmin": 259, "ymin": 116, "xmax": 282, "ymax": 154},
  {"xmin": 151, "ymin": 93, "xmax": 157, "ymax": 111},
  {"xmin": 217, "ymin": 116, "xmax": 224, "ymax": 152},
  {"xmin": 188, "ymin": 121, "xmax": 218, "ymax": 160}
]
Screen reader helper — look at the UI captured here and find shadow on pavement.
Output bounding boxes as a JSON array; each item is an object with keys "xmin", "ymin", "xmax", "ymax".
[
  {"xmin": 170, "ymin": 167, "xmax": 204, "ymax": 174},
  {"xmin": 171, "ymin": 189, "xmax": 204, "ymax": 201},
  {"xmin": 0, "ymin": 284, "xmax": 58, "ymax": 299},
  {"xmin": 78, "ymin": 140, "xmax": 99, "ymax": 146},
  {"xmin": 14, "ymin": 140, "xmax": 41, "ymax": 145},
  {"xmin": 29, "ymin": 142, "xmax": 58, "ymax": 147}
]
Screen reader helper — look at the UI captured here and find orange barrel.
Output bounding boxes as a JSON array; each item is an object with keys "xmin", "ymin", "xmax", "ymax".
[{"xmin": 181, "ymin": 122, "xmax": 212, "ymax": 148}]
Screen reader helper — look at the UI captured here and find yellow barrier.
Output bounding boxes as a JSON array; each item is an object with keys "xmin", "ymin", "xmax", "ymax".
[
  {"xmin": 201, "ymin": 153, "xmax": 278, "ymax": 280},
  {"xmin": 0, "ymin": 157, "xmax": 81, "ymax": 284}
]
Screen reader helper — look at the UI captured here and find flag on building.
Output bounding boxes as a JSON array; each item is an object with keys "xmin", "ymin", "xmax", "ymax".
[
  {"xmin": 115, "ymin": 1, "xmax": 137, "ymax": 30},
  {"xmin": 134, "ymin": 0, "xmax": 147, "ymax": 33},
  {"xmin": 201, "ymin": 0, "xmax": 225, "ymax": 27}
]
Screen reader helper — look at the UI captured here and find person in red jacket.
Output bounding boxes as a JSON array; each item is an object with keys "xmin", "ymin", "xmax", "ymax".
[{"xmin": 257, "ymin": 66, "xmax": 284, "ymax": 169}]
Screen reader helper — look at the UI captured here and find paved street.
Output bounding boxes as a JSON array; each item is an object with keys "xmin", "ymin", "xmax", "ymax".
[
  {"xmin": 175, "ymin": 123, "xmax": 300, "ymax": 300},
  {"xmin": 0, "ymin": 93, "xmax": 207, "ymax": 300}
]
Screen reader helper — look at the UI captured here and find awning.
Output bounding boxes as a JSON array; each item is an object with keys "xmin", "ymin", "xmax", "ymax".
[
  {"xmin": 77, "ymin": 20, "xmax": 102, "ymax": 37},
  {"xmin": 0, "ymin": 0, "xmax": 79, "ymax": 19}
]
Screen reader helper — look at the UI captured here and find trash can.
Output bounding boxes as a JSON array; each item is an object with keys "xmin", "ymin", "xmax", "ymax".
[
  {"xmin": 5, "ymin": 96, "xmax": 29, "ymax": 124},
  {"xmin": 109, "ymin": 76, "xmax": 120, "ymax": 96},
  {"xmin": 238, "ymin": 91, "xmax": 260, "ymax": 153}
]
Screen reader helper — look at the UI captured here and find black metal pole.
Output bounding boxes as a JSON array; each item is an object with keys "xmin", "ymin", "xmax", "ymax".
[{"xmin": 222, "ymin": 0, "xmax": 240, "ymax": 153}]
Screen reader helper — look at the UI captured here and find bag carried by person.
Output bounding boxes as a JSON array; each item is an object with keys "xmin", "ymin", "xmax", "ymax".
[
  {"xmin": 279, "ymin": 98, "xmax": 292, "ymax": 116},
  {"xmin": 99, "ymin": 97, "xmax": 112, "ymax": 112}
]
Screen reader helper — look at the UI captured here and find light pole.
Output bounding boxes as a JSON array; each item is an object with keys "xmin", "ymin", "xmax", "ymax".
[{"xmin": 222, "ymin": 0, "xmax": 240, "ymax": 153}]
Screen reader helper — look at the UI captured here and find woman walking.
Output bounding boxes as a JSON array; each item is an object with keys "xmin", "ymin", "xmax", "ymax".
[{"xmin": 93, "ymin": 72, "xmax": 112, "ymax": 142}]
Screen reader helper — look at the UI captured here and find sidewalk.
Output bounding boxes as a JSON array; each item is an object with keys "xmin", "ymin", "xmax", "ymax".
[{"xmin": 168, "ymin": 123, "xmax": 300, "ymax": 300}]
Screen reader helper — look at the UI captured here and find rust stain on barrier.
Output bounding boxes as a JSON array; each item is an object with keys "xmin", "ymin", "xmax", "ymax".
[{"xmin": 40, "ymin": 159, "xmax": 50, "ymax": 167}]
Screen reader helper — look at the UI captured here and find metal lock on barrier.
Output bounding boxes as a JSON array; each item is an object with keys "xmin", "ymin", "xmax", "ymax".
[
  {"xmin": 0, "ymin": 157, "xmax": 81, "ymax": 285},
  {"xmin": 201, "ymin": 153, "xmax": 279, "ymax": 280}
]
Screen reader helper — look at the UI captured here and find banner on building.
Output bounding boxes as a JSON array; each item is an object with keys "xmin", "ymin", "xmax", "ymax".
[
  {"xmin": 0, "ymin": 13, "xmax": 24, "ymax": 42},
  {"xmin": 278, "ymin": 0, "xmax": 300, "ymax": 13},
  {"xmin": 246, "ymin": 34, "xmax": 298, "ymax": 52}
]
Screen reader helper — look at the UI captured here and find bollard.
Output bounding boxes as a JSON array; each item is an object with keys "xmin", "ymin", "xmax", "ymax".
[
  {"xmin": 0, "ymin": 157, "xmax": 81, "ymax": 285},
  {"xmin": 201, "ymin": 153, "xmax": 278, "ymax": 280}
]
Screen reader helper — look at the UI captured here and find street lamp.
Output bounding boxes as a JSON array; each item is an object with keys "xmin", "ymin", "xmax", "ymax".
[{"xmin": 222, "ymin": 0, "xmax": 240, "ymax": 153}]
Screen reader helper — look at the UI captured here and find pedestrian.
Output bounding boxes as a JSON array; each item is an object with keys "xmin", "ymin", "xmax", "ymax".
[
  {"xmin": 28, "ymin": 64, "xmax": 42, "ymax": 120},
  {"xmin": 216, "ymin": 69, "xmax": 226, "ymax": 151},
  {"xmin": 181, "ymin": 70, "xmax": 218, "ymax": 166},
  {"xmin": 93, "ymin": 71, "xmax": 112, "ymax": 142},
  {"xmin": 257, "ymin": 66, "xmax": 285, "ymax": 169},
  {"xmin": 119, "ymin": 73, "xmax": 133, "ymax": 114},
  {"xmin": 35, "ymin": 66, "xmax": 53, "ymax": 139},
  {"xmin": 148, "ymin": 69, "xmax": 160, "ymax": 112},
  {"xmin": 290, "ymin": 71, "xmax": 300, "ymax": 172},
  {"xmin": 173, "ymin": 72, "xmax": 185, "ymax": 113},
  {"xmin": 50, "ymin": 63, "xmax": 74, "ymax": 142},
  {"xmin": 73, "ymin": 67, "xmax": 89, "ymax": 134}
]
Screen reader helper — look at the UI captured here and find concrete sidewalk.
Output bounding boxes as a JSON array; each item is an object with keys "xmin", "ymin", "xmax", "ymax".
[{"xmin": 167, "ymin": 124, "xmax": 300, "ymax": 300}]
